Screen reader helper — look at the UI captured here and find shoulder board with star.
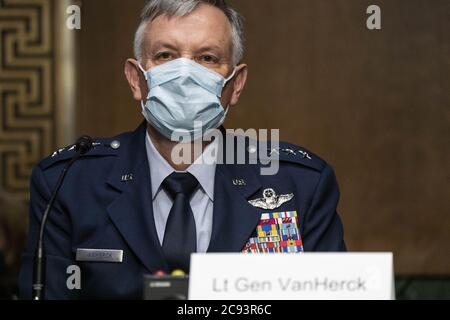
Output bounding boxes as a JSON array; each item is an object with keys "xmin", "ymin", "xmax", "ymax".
[
  {"xmin": 39, "ymin": 138, "xmax": 121, "ymax": 170},
  {"xmin": 249, "ymin": 141, "xmax": 327, "ymax": 172}
]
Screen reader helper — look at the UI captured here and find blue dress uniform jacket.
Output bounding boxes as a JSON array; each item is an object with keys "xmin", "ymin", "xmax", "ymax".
[{"xmin": 19, "ymin": 122, "xmax": 346, "ymax": 299}]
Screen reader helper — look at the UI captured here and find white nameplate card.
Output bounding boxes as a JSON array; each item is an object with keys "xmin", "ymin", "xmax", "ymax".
[{"xmin": 189, "ymin": 252, "xmax": 395, "ymax": 300}]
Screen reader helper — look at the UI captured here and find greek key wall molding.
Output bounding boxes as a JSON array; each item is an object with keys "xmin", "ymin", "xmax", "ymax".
[{"xmin": 0, "ymin": 0, "xmax": 56, "ymax": 201}]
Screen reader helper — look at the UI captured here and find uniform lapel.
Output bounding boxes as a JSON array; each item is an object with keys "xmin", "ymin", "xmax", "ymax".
[
  {"xmin": 106, "ymin": 124, "xmax": 265, "ymax": 263},
  {"xmin": 207, "ymin": 132, "xmax": 263, "ymax": 252},
  {"xmin": 106, "ymin": 122, "xmax": 168, "ymax": 273}
]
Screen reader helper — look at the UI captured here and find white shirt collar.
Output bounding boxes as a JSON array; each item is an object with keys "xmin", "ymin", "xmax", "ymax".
[{"xmin": 145, "ymin": 129, "xmax": 217, "ymax": 201}]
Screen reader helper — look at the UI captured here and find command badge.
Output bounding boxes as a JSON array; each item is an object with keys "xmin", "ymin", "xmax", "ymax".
[{"xmin": 248, "ymin": 188, "xmax": 294, "ymax": 210}]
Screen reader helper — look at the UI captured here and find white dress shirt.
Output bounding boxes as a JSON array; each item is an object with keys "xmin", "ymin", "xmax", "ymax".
[{"xmin": 145, "ymin": 130, "xmax": 217, "ymax": 253}]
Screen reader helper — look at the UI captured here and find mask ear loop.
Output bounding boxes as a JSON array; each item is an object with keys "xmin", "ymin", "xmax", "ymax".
[
  {"xmin": 222, "ymin": 66, "xmax": 237, "ymax": 88},
  {"xmin": 137, "ymin": 63, "xmax": 150, "ymax": 105},
  {"xmin": 220, "ymin": 66, "xmax": 238, "ymax": 118},
  {"xmin": 220, "ymin": 66, "xmax": 238, "ymax": 117},
  {"xmin": 139, "ymin": 64, "xmax": 149, "ymax": 123},
  {"xmin": 137, "ymin": 63, "xmax": 148, "ymax": 81},
  {"xmin": 139, "ymin": 64, "xmax": 150, "ymax": 123}
]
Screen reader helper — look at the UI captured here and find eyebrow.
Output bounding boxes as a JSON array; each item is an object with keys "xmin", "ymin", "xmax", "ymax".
[
  {"xmin": 149, "ymin": 41, "xmax": 179, "ymax": 52},
  {"xmin": 194, "ymin": 45, "xmax": 225, "ymax": 55},
  {"xmin": 148, "ymin": 41, "xmax": 226, "ymax": 55}
]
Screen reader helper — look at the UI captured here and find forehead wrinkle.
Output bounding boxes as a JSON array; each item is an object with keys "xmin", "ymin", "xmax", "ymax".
[{"xmin": 143, "ymin": 5, "xmax": 232, "ymax": 58}]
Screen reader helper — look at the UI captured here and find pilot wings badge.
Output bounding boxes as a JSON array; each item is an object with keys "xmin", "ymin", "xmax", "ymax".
[{"xmin": 248, "ymin": 188, "xmax": 294, "ymax": 210}]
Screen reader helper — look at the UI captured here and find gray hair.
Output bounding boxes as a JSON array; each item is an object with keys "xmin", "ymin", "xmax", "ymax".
[{"xmin": 134, "ymin": 0, "xmax": 245, "ymax": 65}]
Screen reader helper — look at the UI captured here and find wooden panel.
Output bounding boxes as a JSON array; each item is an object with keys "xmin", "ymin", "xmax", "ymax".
[
  {"xmin": 77, "ymin": 0, "xmax": 450, "ymax": 275},
  {"xmin": 77, "ymin": 0, "xmax": 143, "ymax": 136}
]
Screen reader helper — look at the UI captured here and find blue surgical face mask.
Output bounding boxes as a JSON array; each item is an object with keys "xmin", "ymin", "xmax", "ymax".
[{"xmin": 138, "ymin": 58, "xmax": 236, "ymax": 140}]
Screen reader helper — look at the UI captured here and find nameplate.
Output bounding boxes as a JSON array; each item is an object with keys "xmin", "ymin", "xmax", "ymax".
[
  {"xmin": 189, "ymin": 253, "xmax": 395, "ymax": 300},
  {"xmin": 76, "ymin": 248, "xmax": 123, "ymax": 263}
]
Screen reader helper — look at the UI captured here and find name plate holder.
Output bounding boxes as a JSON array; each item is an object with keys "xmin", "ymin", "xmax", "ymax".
[{"xmin": 189, "ymin": 252, "xmax": 395, "ymax": 300}]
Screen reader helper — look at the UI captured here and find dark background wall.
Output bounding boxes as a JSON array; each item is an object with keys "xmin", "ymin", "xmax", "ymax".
[{"xmin": 77, "ymin": 0, "xmax": 450, "ymax": 275}]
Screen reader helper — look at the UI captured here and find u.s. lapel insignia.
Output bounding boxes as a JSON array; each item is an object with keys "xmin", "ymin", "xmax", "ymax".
[
  {"xmin": 121, "ymin": 173, "xmax": 134, "ymax": 182},
  {"xmin": 232, "ymin": 179, "xmax": 246, "ymax": 186},
  {"xmin": 248, "ymin": 188, "xmax": 294, "ymax": 210}
]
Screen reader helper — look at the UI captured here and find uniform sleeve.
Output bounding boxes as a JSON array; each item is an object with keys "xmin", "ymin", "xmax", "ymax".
[
  {"xmin": 18, "ymin": 165, "xmax": 79, "ymax": 300},
  {"xmin": 301, "ymin": 164, "xmax": 346, "ymax": 251}
]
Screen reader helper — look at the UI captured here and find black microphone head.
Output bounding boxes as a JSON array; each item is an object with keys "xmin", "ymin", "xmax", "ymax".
[{"xmin": 75, "ymin": 135, "xmax": 93, "ymax": 154}]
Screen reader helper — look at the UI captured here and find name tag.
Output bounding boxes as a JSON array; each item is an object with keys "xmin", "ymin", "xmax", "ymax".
[
  {"xmin": 189, "ymin": 253, "xmax": 395, "ymax": 300},
  {"xmin": 76, "ymin": 248, "xmax": 123, "ymax": 263}
]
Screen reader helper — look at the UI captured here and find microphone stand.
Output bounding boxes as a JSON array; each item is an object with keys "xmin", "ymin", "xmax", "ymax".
[{"xmin": 32, "ymin": 137, "xmax": 92, "ymax": 300}]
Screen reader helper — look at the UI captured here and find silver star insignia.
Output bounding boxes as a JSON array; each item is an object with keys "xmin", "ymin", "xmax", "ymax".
[
  {"xmin": 281, "ymin": 148, "xmax": 297, "ymax": 156},
  {"xmin": 51, "ymin": 147, "xmax": 67, "ymax": 158},
  {"xmin": 298, "ymin": 150, "xmax": 312, "ymax": 160},
  {"xmin": 248, "ymin": 188, "xmax": 294, "ymax": 210}
]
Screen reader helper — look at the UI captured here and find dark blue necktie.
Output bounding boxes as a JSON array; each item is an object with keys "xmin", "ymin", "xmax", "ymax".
[{"xmin": 162, "ymin": 172, "xmax": 199, "ymax": 273}]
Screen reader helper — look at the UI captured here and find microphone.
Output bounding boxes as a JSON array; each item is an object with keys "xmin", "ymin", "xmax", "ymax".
[
  {"xmin": 75, "ymin": 136, "xmax": 93, "ymax": 154},
  {"xmin": 143, "ymin": 269, "xmax": 189, "ymax": 300},
  {"xmin": 32, "ymin": 136, "xmax": 93, "ymax": 300}
]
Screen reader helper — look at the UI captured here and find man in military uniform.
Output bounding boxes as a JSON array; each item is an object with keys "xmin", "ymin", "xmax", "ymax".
[{"xmin": 19, "ymin": 0, "xmax": 345, "ymax": 299}]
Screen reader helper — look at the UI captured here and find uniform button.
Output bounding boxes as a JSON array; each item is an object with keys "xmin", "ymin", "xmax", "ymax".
[{"xmin": 110, "ymin": 140, "xmax": 120, "ymax": 150}]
